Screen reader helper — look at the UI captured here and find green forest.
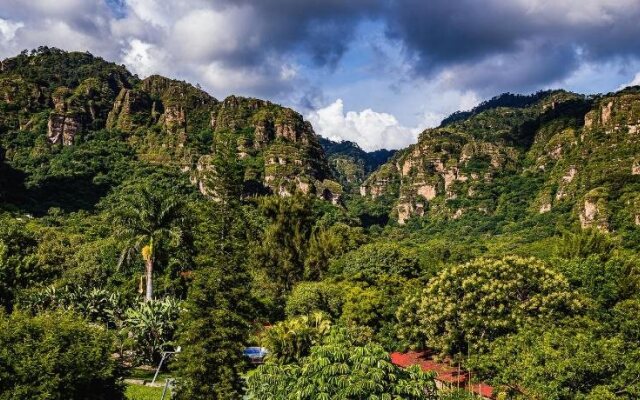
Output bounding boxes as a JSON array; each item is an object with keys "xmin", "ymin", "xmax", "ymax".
[{"xmin": 2, "ymin": 48, "xmax": 640, "ymax": 400}]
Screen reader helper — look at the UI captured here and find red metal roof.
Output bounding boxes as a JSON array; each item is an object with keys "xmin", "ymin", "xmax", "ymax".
[{"xmin": 390, "ymin": 351, "xmax": 495, "ymax": 399}]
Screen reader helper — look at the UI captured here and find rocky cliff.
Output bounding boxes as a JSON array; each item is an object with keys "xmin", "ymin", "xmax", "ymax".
[
  {"xmin": 0, "ymin": 48, "xmax": 340, "ymax": 202},
  {"xmin": 363, "ymin": 88, "xmax": 640, "ymax": 233}
]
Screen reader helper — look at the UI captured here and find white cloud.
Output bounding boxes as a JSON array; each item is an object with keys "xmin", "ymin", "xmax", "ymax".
[
  {"xmin": 0, "ymin": 18, "xmax": 23, "ymax": 42},
  {"xmin": 622, "ymin": 72, "xmax": 640, "ymax": 88},
  {"xmin": 307, "ymin": 99, "xmax": 421, "ymax": 151},
  {"xmin": 121, "ymin": 39, "xmax": 168, "ymax": 77},
  {"xmin": 170, "ymin": 7, "xmax": 258, "ymax": 63}
]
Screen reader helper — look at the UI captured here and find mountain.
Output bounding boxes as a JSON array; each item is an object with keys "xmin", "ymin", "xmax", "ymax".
[
  {"xmin": 361, "ymin": 88, "xmax": 640, "ymax": 240},
  {"xmin": 3, "ymin": 48, "xmax": 640, "ymax": 239},
  {"xmin": 0, "ymin": 47, "xmax": 342, "ymax": 209},
  {"xmin": 319, "ymin": 137, "xmax": 396, "ymax": 191}
]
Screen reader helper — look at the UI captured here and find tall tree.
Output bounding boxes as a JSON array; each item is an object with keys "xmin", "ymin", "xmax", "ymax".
[
  {"xmin": 111, "ymin": 183, "xmax": 186, "ymax": 301},
  {"xmin": 173, "ymin": 136, "xmax": 254, "ymax": 399},
  {"xmin": 250, "ymin": 193, "xmax": 315, "ymax": 315}
]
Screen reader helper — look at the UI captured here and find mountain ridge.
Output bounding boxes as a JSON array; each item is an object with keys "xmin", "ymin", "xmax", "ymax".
[
  {"xmin": 360, "ymin": 86, "xmax": 640, "ymax": 243},
  {"xmin": 0, "ymin": 47, "xmax": 343, "ymax": 206}
]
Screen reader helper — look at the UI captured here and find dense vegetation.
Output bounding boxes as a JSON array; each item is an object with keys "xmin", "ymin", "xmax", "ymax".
[{"xmin": 1, "ymin": 48, "xmax": 640, "ymax": 400}]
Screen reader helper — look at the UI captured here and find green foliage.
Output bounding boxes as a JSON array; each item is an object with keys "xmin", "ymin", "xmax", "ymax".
[
  {"xmin": 250, "ymin": 194, "xmax": 316, "ymax": 314},
  {"xmin": 125, "ymin": 298, "xmax": 182, "ymax": 364},
  {"xmin": 558, "ymin": 255, "xmax": 640, "ymax": 308},
  {"xmin": 285, "ymin": 281, "xmax": 345, "ymax": 319},
  {"xmin": 18, "ymin": 284, "xmax": 127, "ymax": 326},
  {"xmin": 202, "ymin": 132, "xmax": 244, "ymax": 203},
  {"xmin": 1, "ymin": 47, "xmax": 136, "ymax": 92},
  {"xmin": 329, "ymin": 242, "xmax": 424, "ymax": 283},
  {"xmin": 0, "ymin": 215, "xmax": 37, "ymax": 311},
  {"xmin": 110, "ymin": 181, "xmax": 190, "ymax": 301},
  {"xmin": 247, "ymin": 327, "xmax": 438, "ymax": 400},
  {"xmin": 304, "ymin": 222, "xmax": 366, "ymax": 280},
  {"xmin": 0, "ymin": 311, "xmax": 124, "ymax": 400},
  {"xmin": 340, "ymin": 285, "xmax": 386, "ymax": 329},
  {"xmin": 555, "ymin": 228, "xmax": 617, "ymax": 260},
  {"xmin": 260, "ymin": 312, "xmax": 332, "ymax": 364},
  {"xmin": 612, "ymin": 298, "xmax": 640, "ymax": 342},
  {"xmin": 470, "ymin": 319, "xmax": 640, "ymax": 399},
  {"xmin": 405, "ymin": 256, "xmax": 582, "ymax": 355},
  {"xmin": 172, "ymin": 266, "xmax": 251, "ymax": 400},
  {"xmin": 172, "ymin": 198, "xmax": 254, "ymax": 400}
]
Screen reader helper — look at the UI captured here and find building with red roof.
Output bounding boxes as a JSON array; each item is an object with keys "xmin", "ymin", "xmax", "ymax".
[{"xmin": 390, "ymin": 351, "xmax": 495, "ymax": 399}]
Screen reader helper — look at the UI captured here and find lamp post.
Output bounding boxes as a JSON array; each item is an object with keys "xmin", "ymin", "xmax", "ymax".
[{"xmin": 152, "ymin": 346, "xmax": 181, "ymax": 385}]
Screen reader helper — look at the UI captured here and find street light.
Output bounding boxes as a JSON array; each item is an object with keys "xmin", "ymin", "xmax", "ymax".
[{"xmin": 152, "ymin": 346, "xmax": 181, "ymax": 385}]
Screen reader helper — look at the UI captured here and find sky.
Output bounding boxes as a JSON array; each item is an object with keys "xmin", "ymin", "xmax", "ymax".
[{"xmin": 1, "ymin": 1, "xmax": 640, "ymax": 150}]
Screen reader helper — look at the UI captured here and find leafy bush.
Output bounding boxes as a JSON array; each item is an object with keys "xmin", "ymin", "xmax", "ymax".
[
  {"xmin": 19, "ymin": 285, "xmax": 127, "ymax": 326},
  {"xmin": 260, "ymin": 312, "xmax": 332, "ymax": 364},
  {"xmin": 329, "ymin": 242, "xmax": 423, "ymax": 283},
  {"xmin": 0, "ymin": 311, "xmax": 123, "ymax": 400},
  {"xmin": 247, "ymin": 327, "xmax": 437, "ymax": 399},
  {"xmin": 285, "ymin": 281, "xmax": 345, "ymax": 318},
  {"xmin": 125, "ymin": 298, "xmax": 182, "ymax": 364},
  {"xmin": 470, "ymin": 319, "xmax": 640, "ymax": 399},
  {"xmin": 401, "ymin": 256, "xmax": 583, "ymax": 355}
]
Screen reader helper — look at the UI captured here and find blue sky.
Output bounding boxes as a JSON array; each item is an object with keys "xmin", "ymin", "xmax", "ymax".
[{"xmin": 1, "ymin": 0, "xmax": 640, "ymax": 150}]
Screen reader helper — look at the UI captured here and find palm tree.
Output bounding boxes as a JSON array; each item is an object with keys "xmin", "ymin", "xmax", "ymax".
[{"xmin": 112, "ymin": 183, "xmax": 186, "ymax": 302}]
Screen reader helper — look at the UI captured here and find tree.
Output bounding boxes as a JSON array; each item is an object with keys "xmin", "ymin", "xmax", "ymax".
[
  {"xmin": 200, "ymin": 132, "xmax": 244, "ymax": 205},
  {"xmin": 0, "ymin": 311, "xmax": 124, "ymax": 400},
  {"xmin": 260, "ymin": 312, "xmax": 331, "ymax": 364},
  {"xmin": 172, "ymin": 263, "xmax": 253, "ymax": 400},
  {"xmin": 329, "ymin": 241, "xmax": 424, "ymax": 283},
  {"xmin": 0, "ymin": 215, "xmax": 38, "ymax": 312},
  {"xmin": 172, "ymin": 143, "xmax": 254, "ymax": 400},
  {"xmin": 111, "ymin": 183, "xmax": 186, "ymax": 301},
  {"xmin": 469, "ymin": 319, "xmax": 640, "ymax": 399},
  {"xmin": 304, "ymin": 222, "xmax": 366, "ymax": 280},
  {"xmin": 250, "ymin": 193, "xmax": 316, "ymax": 314},
  {"xmin": 285, "ymin": 281, "xmax": 345, "ymax": 319},
  {"xmin": 407, "ymin": 256, "xmax": 582, "ymax": 355},
  {"xmin": 558, "ymin": 255, "xmax": 640, "ymax": 308},
  {"xmin": 246, "ymin": 328, "xmax": 438, "ymax": 399},
  {"xmin": 555, "ymin": 228, "xmax": 616, "ymax": 260}
]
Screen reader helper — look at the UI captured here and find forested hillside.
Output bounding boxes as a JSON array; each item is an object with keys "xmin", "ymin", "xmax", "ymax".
[{"xmin": 1, "ymin": 48, "xmax": 640, "ymax": 400}]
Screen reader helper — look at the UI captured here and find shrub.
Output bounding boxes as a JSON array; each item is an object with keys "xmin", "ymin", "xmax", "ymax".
[{"xmin": 0, "ymin": 311, "xmax": 123, "ymax": 400}]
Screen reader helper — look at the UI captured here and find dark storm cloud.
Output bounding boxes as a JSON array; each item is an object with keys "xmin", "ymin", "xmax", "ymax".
[
  {"xmin": 206, "ymin": 0, "xmax": 384, "ymax": 69},
  {"xmin": 3, "ymin": 0, "xmax": 640, "ymax": 98},
  {"xmin": 189, "ymin": 0, "xmax": 640, "ymax": 93},
  {"xmin": 384, "ymin": 0, "xmax": 640, "ymax": 92}
]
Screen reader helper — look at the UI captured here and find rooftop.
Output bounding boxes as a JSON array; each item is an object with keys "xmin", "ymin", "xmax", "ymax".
[{"xmin": 390, "ymin": 351, "xmax": 495, "ymax": 399}]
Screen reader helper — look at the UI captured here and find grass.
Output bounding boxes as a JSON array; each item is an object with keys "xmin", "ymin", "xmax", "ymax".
[
  {"xmin": 125, "ymin": 367, "xmax": 172, "ymax": 400},
  {"xmin": 127, "ymin": 367, "xmax": 172, "ymax": 383},
  {"xmin": 126, "ymin": 383, "xmax": 170, "ymax": 400}
]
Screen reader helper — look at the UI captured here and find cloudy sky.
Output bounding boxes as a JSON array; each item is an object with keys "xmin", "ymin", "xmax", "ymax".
[{"xmin": 2, "ymin": 0, "xmax": 640, "ymax": 150}]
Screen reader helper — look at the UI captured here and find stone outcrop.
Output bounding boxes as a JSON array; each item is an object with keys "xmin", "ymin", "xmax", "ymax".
[
  {"xmin": 397, "ymin": 200, "xmax": 424, "ymax": 225},
  {"xmin": 539, "ymin": 203, "xmax": 552, "ymax": 213},
  {"xmin": 579, "ymin": 189, "xmax": 609, "ymax": 231},
  {"xmin": 47, "ymin": 113, "xmax": 82, "ymax": 145},
  {"xmin": 583, "ymin": 91, "xmax": 640, "ymax": 134},
  {"xmin": 185, "ymin": 95, "xmax": 339, "ymax": 201},
  {"xmin": 362, "ymin": 128, "xmax": 518, "ymax": 222},
  {"xmin": 106, "ymin": 88, "xmax": 153, "ymax": 131}
]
